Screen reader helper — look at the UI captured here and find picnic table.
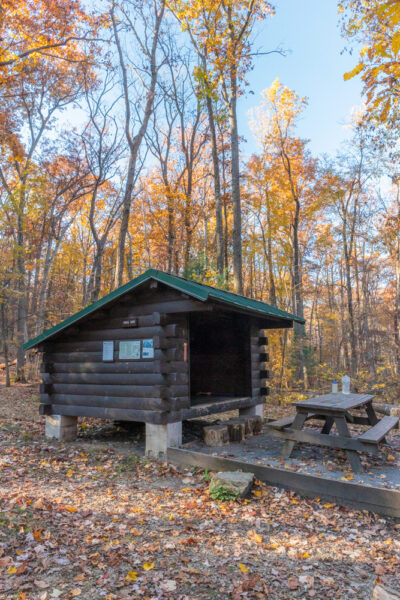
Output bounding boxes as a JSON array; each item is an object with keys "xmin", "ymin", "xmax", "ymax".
[{"xmin": 268, "ymin": 393, "xmax": 399, "ymax": 473}]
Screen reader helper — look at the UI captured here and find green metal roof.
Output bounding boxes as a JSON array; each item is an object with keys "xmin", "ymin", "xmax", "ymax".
[{"xmin": 24, "ymin": 268, "xmax": 304, "ymax": 350}]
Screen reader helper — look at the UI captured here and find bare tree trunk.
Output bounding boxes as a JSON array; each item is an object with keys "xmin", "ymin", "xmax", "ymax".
[
  {"xmin": 16, "ymin": 193, "xmax": 26, "ymax": 382},
  {"xmin": 228, "ymin": 64, "xmax": 243, "ymax": 294},
  {"xmin": 112, "ymin": 0, "xmax": 165, "ymax": 288},
  {"xmin": 1, "ymin": 303, "xmax": 10, "ymax": 387},
  {"xmin": 205, "ymin": 90, "xmax": 224, "ymax": 278}
]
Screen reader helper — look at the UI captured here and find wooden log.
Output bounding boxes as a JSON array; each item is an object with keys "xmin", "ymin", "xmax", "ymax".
[
  {"xmin": 251, "ymin": 377, "xmax": 268, "ymax": 388},
  {"xmin": 40, "ymin": 393, "xmax": 51, "ymax": 405},
  {"xmin": 44, "ymin": 403, "xmax": 172, "ymax": 424},
  {"xmin": 51, "ymin": 383, "xmax": 168, "ymax": 398},
  {"xmin": 251, "ymin": 369, "xmax": 269, "ymax": 379},
  {"xmin": 250, "ymin": 336, "xmax": 268, "ymax": 346},
  {"xmin": 251, "ymin": 352, "xmax": 268, "ymax": 362},
  {"xmin": 246, "ymin": 416, "xmax": 263, "ymax": 435},
  {"xmin": 57, "ymin": 324, "xmax": 186, "ymax": 343},
  {"xmin": 48, "ymin": 393, "xmax": 186, "ymax": 411},
  {"xmin": 110, "ymin": 299, "xmax": 211, "ymax": 317},
  {"xmin": 45, "ymin": 372, "xmax": 167, "ymax": 386},
  {"xmin": 225, "ymin": 419, "xmax": 246, "ymax": 442},
  {"xmin": 166, "ymin": 361, "xmax": 189, "ymax": 374},
  {"xmin": 41, "ymin": 361, "xmax": 163, "ymax": 374},
  {"xmin": 43, "ymin": 349, "xmax": 166, "ymax": 363},
  {"xmin": 40, "ymin": 383, "xmax": 52, "ymax": 394},
  {"xmin": 203, "ymin": 425, "xmax": 229, "ymax": 446},
  {"xmin": 167, "ymin": 372, "xmax": 189, "ymax": 385}
]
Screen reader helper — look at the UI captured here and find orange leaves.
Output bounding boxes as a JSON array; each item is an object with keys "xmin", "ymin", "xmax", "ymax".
[{"xmin": 247, "ymin": 529, "xmax": 263, "ymax": 544}]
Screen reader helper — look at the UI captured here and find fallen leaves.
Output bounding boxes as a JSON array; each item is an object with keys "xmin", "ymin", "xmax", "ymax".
[{"xmin": 0, "ymin": 409, "xmax": 399, "ymax": 600}]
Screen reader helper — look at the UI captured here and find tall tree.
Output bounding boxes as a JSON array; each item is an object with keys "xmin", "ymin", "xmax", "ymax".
[
  {"xmin": 171, "ymin": 0, "xmax": 274, "ymax": 293},
  {"xmin": 111, "ymin": 0, "xmax": 166, "ymax": 288}
]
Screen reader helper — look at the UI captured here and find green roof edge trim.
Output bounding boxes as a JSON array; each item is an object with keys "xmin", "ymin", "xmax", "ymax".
[{"xmin": 24, "ymin": 268, "xmax": 304, "ymax": 350}]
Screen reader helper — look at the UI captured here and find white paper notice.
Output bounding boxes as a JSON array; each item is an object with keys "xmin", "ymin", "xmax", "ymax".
[
  {"xmin": 102, "ymin": 341, "xmax": 114, "ymax": 361},
  {"xmin": 119, "ymin": 340, "xmax": 141, "ymax": 360},
  {"xmin": 142, "ymin": 338, "xmax": 154, "ymax": 359}
]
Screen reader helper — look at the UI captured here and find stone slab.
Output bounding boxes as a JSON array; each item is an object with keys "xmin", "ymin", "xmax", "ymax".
[{"xmin": 209, "ymin": 471, "xmax": 254, "ymax": 497}]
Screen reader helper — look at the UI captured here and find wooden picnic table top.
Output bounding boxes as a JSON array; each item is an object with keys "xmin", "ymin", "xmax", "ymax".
[{"xmin": 295, "ymin": 392, "xmax": 374, "ymax": 413}]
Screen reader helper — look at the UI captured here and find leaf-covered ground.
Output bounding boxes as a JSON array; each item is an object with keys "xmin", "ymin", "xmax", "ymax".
[{"xmin": 0, "ymin": 383, "xmax": 400, "ymax": 600}]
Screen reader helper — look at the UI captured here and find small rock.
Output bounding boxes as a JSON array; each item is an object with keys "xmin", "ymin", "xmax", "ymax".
[
  {"xmin": 372, "ymin": 584, "xmax": 400, "ymax": 600},
  {"xmin": 209, "ymin": 471, "xmax": 254, "ymax": 497}
]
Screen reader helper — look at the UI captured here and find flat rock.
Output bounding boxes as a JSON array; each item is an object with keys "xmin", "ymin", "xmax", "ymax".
[
  {"xmin": 372, "ymin": 585, "xmax": 400, "ymax": 600},
  {"xmin": 209, "ymin": 471, "xmax": 254, "ymax": 497}
]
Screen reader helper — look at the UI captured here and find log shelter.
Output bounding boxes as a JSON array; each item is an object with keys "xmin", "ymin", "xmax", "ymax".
[{"xmin": 24, "ymin": 269, "xmax": 304, "ymax": 455}]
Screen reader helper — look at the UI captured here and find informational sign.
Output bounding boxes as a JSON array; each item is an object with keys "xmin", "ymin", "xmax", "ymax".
[
  {"xmin": 119, "ymin": 340, "xmax": 141, "ymax": 360},
  {"xmin": 142, "ymin": 338, "xmax": 154, "ymax": 359},
  {"xmin": 102, "ymin": 341, "xmax": 114, "ymax": 362}
]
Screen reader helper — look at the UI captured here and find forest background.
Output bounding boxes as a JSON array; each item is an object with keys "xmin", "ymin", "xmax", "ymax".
[{"xmin": 1, "ymin": 0, "xmax": 400, "ymax": 400}]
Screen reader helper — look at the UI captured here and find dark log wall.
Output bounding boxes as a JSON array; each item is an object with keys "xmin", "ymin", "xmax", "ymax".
[
  {"xmin": 250, "ymin": 325, "xmax": 269, "ymax": 402},
  {"xmin": 39, "ymin": 282, "xmax": 192, "ymax": 424}
]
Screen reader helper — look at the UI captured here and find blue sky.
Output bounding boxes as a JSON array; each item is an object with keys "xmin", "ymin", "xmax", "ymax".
[{"xmin": 240, "ymin": 0, "xmax": 363, "ymax": 158}]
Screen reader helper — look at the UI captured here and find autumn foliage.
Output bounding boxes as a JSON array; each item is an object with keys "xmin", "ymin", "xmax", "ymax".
[{"xmin": 0, "ymin": 0, "xmax": 400, "ymax": 399}]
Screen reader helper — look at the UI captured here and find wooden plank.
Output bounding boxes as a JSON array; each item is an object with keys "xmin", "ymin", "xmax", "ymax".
[
  {"xmin": 358, "ymin": 416, "xmax": 399, "ymax": 444},
  {"xmin": 167, "ymin": 448, "xmax": 400, "ymax": 518},
  {"xmin": 295, "ymin": 393, "xmax": 374, "ymax": 413},
  {"xmin": 180, "ymin": 396, "xmax": 262, "ymax": 420},
  {"xmin": 271, "ymin": 426, "xmax": 379, "ymax": 454},
  {"xmin": 267, "ymin": 415, "xmax": 297, "ymax": 430}
]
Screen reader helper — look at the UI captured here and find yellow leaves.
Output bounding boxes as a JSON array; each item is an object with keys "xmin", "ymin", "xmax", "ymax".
[
  {"xmin": 126, "ymin": 570, "xmax": 138, "ymax": 581},
  {"xmin": 7, "ymin": 565, "xmax": 17, "ymax": 574},
  {"xmin": 252, "ymin": 490, "xmax": 261, "ymax": 498},
  {"xmin": 392, "ymin": 32, "xmax": 400, "ymax": 55},
  {"xmin": 238, "ymin": 563, "xmax": 250, "ymax": 573},
  {"xmin": 143, "ymin": 562, "xmax": 155, "ymax": 571},
  {"xmin": 323, "ymin": 503, "xmax": 335, "ymax": 509},
  {"xmin": 65, "ymin": 505, "xmax": 77, "ymax": 512},
  {"xmin": 387, "ymin": 454, "xmax": 395, "ymax": 462},
  {"xmin": 301, "ymin": 551, "xmax": 310, "ymax": 559},
  {"xmin": 343, "ymin": 63, "xmax": 365, "ymax": 81}
]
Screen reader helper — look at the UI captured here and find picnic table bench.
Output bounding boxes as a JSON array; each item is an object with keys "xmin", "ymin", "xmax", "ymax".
[{"xmin": 267, "ymin": 393, "xmax": 399, "ymax": 473}]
